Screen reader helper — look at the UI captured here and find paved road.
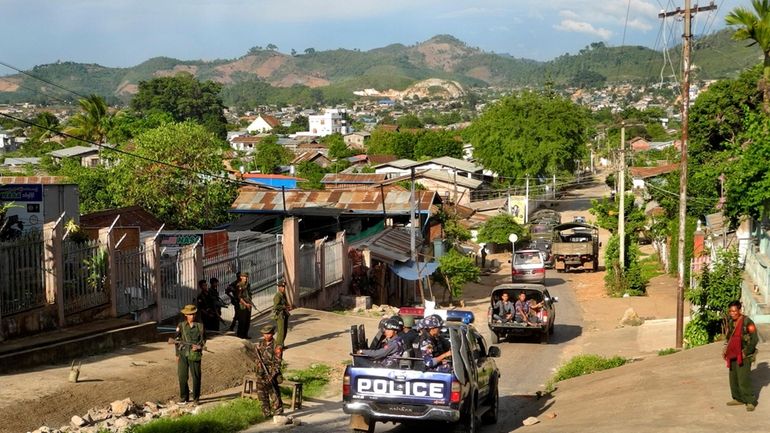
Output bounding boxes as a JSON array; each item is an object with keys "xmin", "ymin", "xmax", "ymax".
[{"xmin": 245, "ymin": 177, "xmax": 608, "ymax": 433}]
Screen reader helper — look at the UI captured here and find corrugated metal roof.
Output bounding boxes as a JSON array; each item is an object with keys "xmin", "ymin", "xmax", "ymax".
[
  {"xmin": 427, "ymin": 156, "xmax": 482, "ymax": 173},
  {"xmin": 420, "ymin": 169, "xmax": 483, "ymax": 189},
  {"xmin": 376, "ymin": 159, "xmax": 420, "ymax": 169},
  {"xmin": 321, "ymin": 173, "xmax": 388, "ymax": 184},
  {"xmin": 629, "ymin": 163, "xmax": 678, "ymax": 179},
  {"xmin": 231, "ymin": 188, "xmax": 439, "ymax": 215},
  {"xmin": 49, "ymin": 146, "xmax": 99, "ymax": 158},
  {"xmin": 363, "ymin": 228, "xmax": 420, "ymax": 264}
]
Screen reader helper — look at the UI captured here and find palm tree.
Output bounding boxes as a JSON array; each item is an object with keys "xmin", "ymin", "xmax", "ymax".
[
  {"xmin": 726, "ymin": 0, "xmax": 770, "ymax": 112},
  {"xmin": 64, "ymin": 94, "xmax": 111, "ymax": 143}
]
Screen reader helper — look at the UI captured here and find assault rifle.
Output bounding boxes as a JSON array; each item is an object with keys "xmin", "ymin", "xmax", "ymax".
[{"xmin": 168, "ymin": 337, "xmax": 214, "ymax": 354}]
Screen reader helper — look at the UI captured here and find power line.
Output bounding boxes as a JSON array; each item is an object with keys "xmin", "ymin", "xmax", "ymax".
[
  {"xmin": 0, "ymin": 77, "xmax": 75, "ymax": 106},
  {"xmin": 0, "ymin": 111, "xmax": 246, "ymax": 187},
  {"xmin": 0, "ymin": 60, "xmax": 89, "ymax": 101}
]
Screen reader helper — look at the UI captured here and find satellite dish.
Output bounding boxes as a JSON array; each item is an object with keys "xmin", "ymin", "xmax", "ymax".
[{"xmin": 508, "ymin": 233, "xmax": 518, "ymax": 244}]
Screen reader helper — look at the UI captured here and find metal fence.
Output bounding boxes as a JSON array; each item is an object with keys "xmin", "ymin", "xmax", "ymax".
[
  {"xmin": 158, "ymin": 248, "xmax": 199, "ymax": 322},
  {"xmin": 324, "ymin": 239, "xmax": 344, "ymax": 286},
  {"xmin": 114, "ymin": 245, "xmax": 156, "ymax": 316},
  {"xmin": 0, "ymin": 232, "xmax": 46, "ymax": 316},
  {"xmin": 298, "ymin": 246, "xmax": 317, "ymax": 295},
  {"xmin": 203, "ymin": 235, "xmax": 283, "ymax": 313},
  {"xmin": 62, "ymin": 239, "xmax": 109, "ymax": 314}
]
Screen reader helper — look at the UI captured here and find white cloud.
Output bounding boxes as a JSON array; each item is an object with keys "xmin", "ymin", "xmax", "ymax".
[
  {"xmin": 489, "ymin": 25, "xmax": 511, "ymax": 32},
  {"xmin": 626, "ymin": 18, "xmax": 653, "ymax": 31},
  {"xmin": 554, "ymin": 19, "xmax": 612, "ymax": 40}
]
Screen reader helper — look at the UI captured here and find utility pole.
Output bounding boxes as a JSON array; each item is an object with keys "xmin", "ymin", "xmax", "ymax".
[
  {"xmin": 410, "ymin": 167, "xmax": 416, "ymax": 262},
  {"xmin": 619, "ymin": 123, "xmax": 626, "ymax": 271},
  {"xmin": 659, "ymin": 0, "xmax": 717, "ymax": 349},
  {"xmin": 525, "ymin": 176, "xmax": 530, "ymax": 224}
]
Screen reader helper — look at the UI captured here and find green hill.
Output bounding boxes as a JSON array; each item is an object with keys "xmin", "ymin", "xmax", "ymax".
[{"xmin": 0, "ymin": 29, "xmax": 763, "ymax": 106}]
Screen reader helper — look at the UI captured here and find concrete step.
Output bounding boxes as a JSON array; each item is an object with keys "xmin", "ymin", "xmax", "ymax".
[{"xmin": 0, "ymin": 320, "xmax": 159, "ymax": 374}]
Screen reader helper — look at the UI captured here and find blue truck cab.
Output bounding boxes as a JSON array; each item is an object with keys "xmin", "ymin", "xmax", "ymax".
[{"xmin": 342, "ymin": 314, "xmax": 501, "ymax": 433}]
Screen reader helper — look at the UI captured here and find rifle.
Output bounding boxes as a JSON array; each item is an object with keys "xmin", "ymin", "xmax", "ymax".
[
  {"xmin": 168, "ymin": 337, "xmax": 214, "ymax": 354},
  {"xmin": 252, "ymin": 343, "xmax": 283, "ymax": 383}
]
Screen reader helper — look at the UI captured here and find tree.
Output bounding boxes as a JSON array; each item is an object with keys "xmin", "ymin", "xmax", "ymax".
[
  {"xmin": 266, "ymin": 43, "xmax": 278, "ymax": 51},
  {"xmin": 684, "ymin": 248, "xmax": 743, "ymax": 347},
  {"xmin": 477, "ymin": 214, "xmax": 525, "ymax": 245},
  {"xmin": 323, "ymin": 133, "xmax": 353, "ymax": 159},
  {"xmin": 64, "ymin": 94, "xmax": 111, "ymax": 143},
  {"xmin": 725, "ymin": 111, "xmax": 770, "ymax": 221},
  {"xmin": 438, "ymin": 249, "xmax": 480, "ymax": 303},
  {"xmin": 111, "ymin": 122, "xmax": 236, "ymax": 229},
  {"xmin": 414, "ymin": 130, "xmax": 463, "ymax": 160},
  {"xmin": 396, "ymin": 114, "xmax": 423, "ymax": 129},
  {"xmin": 291, "ymin": 48, "xmax": 297, "ymax": 56},
  {"xmin": 57, "ymin": 159, "xmax": 120, "ymax": 213},
  {"xmin": 295, "ymin": 161, "xmax": 326, "ymax": 189},
  {"xmin": 304, "ymin": 48, "xmax": 316, "ymax": 55},
  {"xmin": 465, "ymin": 91, "xmax": 590, "ymax": 180},
  {"xmin": 253, "ymin": 135, "xmax": 291, "ymax": 174},
  {"xmin": 130, "ymin": 73, "xmax": 228, "ymax": 139},
  {"xmin": 726, "ymin": 0, "xmax": 770, "ymax": 111}
]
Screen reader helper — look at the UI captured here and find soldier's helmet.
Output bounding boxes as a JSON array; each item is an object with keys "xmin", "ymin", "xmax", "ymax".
[
  {"xmin": 384, "ymin": 318, "xmax": 402, "ymax": 331},
  {"xmin": 392, "ymin": 315, "xmax": 404, "ymax": 329},
  {"xmin": 422, "ymin": 316, "xmax": 442, "ymax": 329}
]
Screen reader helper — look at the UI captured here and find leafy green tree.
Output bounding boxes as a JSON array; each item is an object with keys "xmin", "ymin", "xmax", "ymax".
[
  {"xmin": 413, "ymin": 130, "xmax": 463, "ymax": 160},
  {"xmin": 323, "ymin": 133, "xmax": 353, "ymax": 159},
  {"xmin": 684, "ymin": 248, "xmax": 743, "ymax": 347},
  {"xmin": 438, "ymin": 249, "xmax": 480, "ymax": 302},
  {"xmin": 304, "ymin": 48, "xmax": 316, "ymax": 55},
  {"xmin": 726, "ymin": 0, "xmax": 770, "ymax": 111},
  {"xmin": 266, "ymin": 43, "xmax": 278, "ymax": 51},
  {"xmin": 569, "ymin": 69, "xmax": 607, "ymax": 88},
  {"xmin": 725, "ymin": 111, "xmax": 770, "ymax": 220},
  {"xmin": 112, "ymin": 122, "xmax": 236, "ymax": 228},
  {"xmin": 56, "ymin": 159, "xmax": 120, "ymax": 213},
  {"xmin": 65, "ymin": 94, "xmax": 111, "ymax": 143},
  {"xmin": 396, "ymin": 114, "xmax": 423, "ymax": 129},
  {"xmin": 295, "ymin": 161, "xmax": 326, "ymax": 189},
  {"xmin": 107, "ymin": 110, "xmax": 174, "ymax": 144},
  {"xmin": 31, "ymin": 111, "xmax": 60, "ymax": 142},
  {"xmin": 253, "ymin": 135, "xmax": 291, "ymax": 174},
  {"xmin": 477, "ymin": 214, "xmax": 525, "ymax": 245},
  {"xmin": 589, "ymin": 195, "xmax": 646, "ymax": 235},
  {"xmin": 465, "ymin": 91, "xmax": 590, "ymax": 180},
  {"xmin": 130, "ymin": 73, "xmax": 228, "ymax": 139}
]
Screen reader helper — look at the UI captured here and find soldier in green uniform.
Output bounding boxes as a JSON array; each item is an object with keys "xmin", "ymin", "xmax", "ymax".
[
  {"xmin": 272, "ymin": 280, "xmax": 293, "ymax": 353},
  {"xmin": 235, "ymin": 273, "xmax": 253, "ymax": 339},
  {"xmin": 723, "ymin": 300, "xmax": 759, "ymax": 411},
  {"xmin": 175, "ymin": 304, "xmax": 205, "ymax": 405},
  {"xmin": 254, "ymin": 323, "xmax": 284, "ymax": 417}
]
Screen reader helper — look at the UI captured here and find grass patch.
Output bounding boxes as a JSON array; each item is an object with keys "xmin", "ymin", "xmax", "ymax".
[
  {"xmin": 280, "ymin": 363, "xmax": 333, "ymax": 400},
  {"xmin": 638, "ymin": 253, "xmax": 663, "ymax": 282},
  {"xmin": 546, "ymin": 354, "xmax": 628, "ymax": 392},
  {"xmin": 658, "ymin": 348, "xmax": 679, "ymax": 356},
  {"xmin": 129, "ymin": 398, "xmax": 265, "ymax": 433}
]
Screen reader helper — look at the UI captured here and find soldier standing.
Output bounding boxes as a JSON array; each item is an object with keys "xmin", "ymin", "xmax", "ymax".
[
  {"xmin": 272, "ymin": 280, "xmax": 293, "ymax": 352},
  {"xmin": 225, "ymin": 273, "xmax": 242, "ymax": 332},
  {"xmin": 175, "ymin": 304, "xmax": 205, "ymax": 405},
  {"xmin": 235, "ymin": 273, "xmax": 253, "ymax": 339},
  {"xmin": 254, "ymin": 323, "xmax": 284, "ymax": 417},
  {"xmin": 196, "ymin": 279, "xmax": 218, "ymax": 332},
  {"xmin": 723, "ymin": 300, "xmax": 759, "ymax": 411}
]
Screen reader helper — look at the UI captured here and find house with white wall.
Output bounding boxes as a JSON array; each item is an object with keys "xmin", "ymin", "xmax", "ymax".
[{"xmin": 246, "ymin": 114, "xmax": 282, "ymax": 133}]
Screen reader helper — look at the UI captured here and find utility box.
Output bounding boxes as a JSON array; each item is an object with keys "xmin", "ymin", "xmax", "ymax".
[{"xmin": 0, "ymin": 177, "xmax": 79, "ymax": 233}]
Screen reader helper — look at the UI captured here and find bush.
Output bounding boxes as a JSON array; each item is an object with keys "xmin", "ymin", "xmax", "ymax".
[
  {"xmin": 546, "ymin": 354, "xmax": 627, "ymax": 392},
  {"xmin": 604, "ymin": 234, "xmax": 647, "ymax": 296},
  {"xmin": 657, "ymin": 348, "xmax": 678, "ymax": 356},
  {"xmin": 477, "ymin": 213, "xmax": 525, "ymax": 245},
  {"xmin": 438, "ymin": 249, "xmax": 480, "ymax": 301}
]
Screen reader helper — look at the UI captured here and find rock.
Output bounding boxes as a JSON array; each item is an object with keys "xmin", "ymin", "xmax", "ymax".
[
  {"xmin": 292, "ymin": 418, "xmax": 302, "ymax": 426},
  {"xmin": 110, "ymin": 398, "xmax": 135, "ymax": 416},
  {"xmin": 70, "ymin": 416, "xmax": 87, "ymax": 428},
  {"xmin": 143, "ymin": 401, "xmax": 159, "ymax": 413},
  {"xmin": 522, "ymin": 416, "xmax": 540, "ymax": 426},
  {"xmin": 87, "ymin": 409, "xmax": 111, "ymax": 423},
  {"xmin": 127, "ymin": 414, "xmax": 138, "ymax": 420},
  {"xmin": 113, "ymin": 418, "xmax": 129, "ymax": 428},
  {"xmin": 32, "ymin": 427, "xmax": 52, "ymax": 433},
  {"xmin": 619, "ymin": 308, "xmax": 644, "ymax": 327},
  {"xmin": 545, "ymin": 412, "xmax": 558, "ymax": 419},
  {"xmin": 272, "ymin": 415, "xmax": 292, "ymax": 425}
]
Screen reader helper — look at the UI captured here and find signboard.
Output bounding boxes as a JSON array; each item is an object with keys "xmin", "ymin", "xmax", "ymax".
[
  {"xmin": 0, "ymin": 184, "xmax": 44, "ymax": 230},
  {"xmin": 0, "ymin": 184, "xmax": 42, "ymax": 202},
  {"xmin": 159, "ymin": 233, "xmax": 202, "ymax": 248},
  {"xmin": 507, "ymin": 195, "xmax": 527, "ymax": 224}
]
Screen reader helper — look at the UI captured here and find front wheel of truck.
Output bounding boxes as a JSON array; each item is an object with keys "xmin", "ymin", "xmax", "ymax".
[{"xmin": 482, "ymin": 380, "xmax": 499, "ymax": 424}]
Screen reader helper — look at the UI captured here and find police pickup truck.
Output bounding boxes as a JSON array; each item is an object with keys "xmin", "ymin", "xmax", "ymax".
[{"xmin": 342, "ymin": 312, "xmax": 501, "ymax": 433}]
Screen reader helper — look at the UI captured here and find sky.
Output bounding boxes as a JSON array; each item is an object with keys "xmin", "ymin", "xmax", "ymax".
[{"xmin": 0, "ymin": 0, "xmax": 749, "ymax": 71}]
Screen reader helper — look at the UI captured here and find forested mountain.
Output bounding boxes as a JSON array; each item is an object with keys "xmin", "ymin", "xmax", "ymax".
[{"xmin": 0, "ymin": 29, "xmax": 761, "ymax": 106}]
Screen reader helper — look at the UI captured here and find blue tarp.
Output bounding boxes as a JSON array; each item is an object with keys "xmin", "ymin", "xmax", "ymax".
[{"xmin": 391, "ymin": 260, "xmax": 440, "ymax": 281}]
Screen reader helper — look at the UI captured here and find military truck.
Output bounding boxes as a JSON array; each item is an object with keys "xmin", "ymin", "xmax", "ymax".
[{"xmin": 551, "ymin": 222, "xmax": 600, "ymax": 272}]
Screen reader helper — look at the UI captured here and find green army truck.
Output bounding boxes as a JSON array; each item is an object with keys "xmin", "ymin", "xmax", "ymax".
[{"xmin": 551, "ymin": 222, "xmax": 600, "ymax": 272}]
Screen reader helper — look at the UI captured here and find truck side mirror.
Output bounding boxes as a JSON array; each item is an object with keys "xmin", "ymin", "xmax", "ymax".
[{"xmin": 488, "ymin": 346, "xmax": 501, "ymax": 358}]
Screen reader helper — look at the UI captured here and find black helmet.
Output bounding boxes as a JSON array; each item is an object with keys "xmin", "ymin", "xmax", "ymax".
[
  {"xmin": 392, "ymin": 315, "xmax": 404, "ymax": 329},
  {"xmin": 384, "ymin": 318, "xmax": 402, "ymax": 331}
]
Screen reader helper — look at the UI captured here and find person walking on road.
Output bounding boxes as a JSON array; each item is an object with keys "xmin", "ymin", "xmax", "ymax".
[
  {"xmin": 723, "ymin": 300, "xmax": 759, "ymax": 411},
  {"xmin": 175, "ymin": 304, "xmax": 205, "ymax": 405},
  {"xmin": 234, "ymin": 273, "xmax": 253, "ymax": 339},
  {"xmin": 253, "ymin": 323, "xmax": 284, "ymax": 417},
  {"xmin": 272, "ymin": 280, "xmax": 293, "ymax": 352}
]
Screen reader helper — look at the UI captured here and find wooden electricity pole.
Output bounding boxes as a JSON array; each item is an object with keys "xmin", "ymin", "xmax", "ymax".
[
  {"xmin": 659, "ymin": 0, "xmax": 717, "ymax": 349},
  {"xmin": 619, "ymin": 123, "xmax": 626, "ymax": 271}
]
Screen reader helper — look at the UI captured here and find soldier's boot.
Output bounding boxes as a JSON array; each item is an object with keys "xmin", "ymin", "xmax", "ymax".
[
  {"xmin": 726, "ymin": 400, "xmax": 744, "ymax": 406},
  {"xmin": 746, "ymin": 403, "xmax": 756, "ymax": 411}
]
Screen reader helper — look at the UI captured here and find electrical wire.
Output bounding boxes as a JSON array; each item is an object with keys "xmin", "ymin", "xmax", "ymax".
[
  {"xmin": 643, "ymin": 179, "xmax": 716, "ymax": 205},
  {"xmin": 0, "ymin": 60, "xmax": 90, "ymax": 101},
  {"xmin": 0, "ymin": 111, "xmax": 247, "ymax": 187}
]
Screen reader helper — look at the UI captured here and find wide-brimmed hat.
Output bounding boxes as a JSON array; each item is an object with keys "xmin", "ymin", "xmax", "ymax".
[
  {"xmin": 180, "ymin": 304, "xmax": 197, "ymax": 315},
  {"xmin": 260, "ymin": 322, "xmax": 276, "ymax": 334}
]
